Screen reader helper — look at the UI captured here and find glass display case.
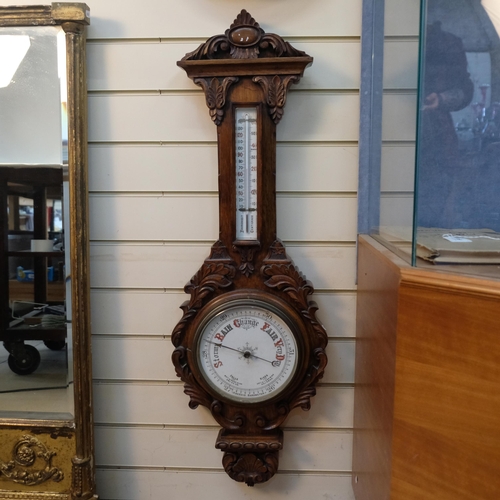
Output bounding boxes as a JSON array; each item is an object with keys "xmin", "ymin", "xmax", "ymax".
[
  {"xmin": 353, "ymin": 5, "xmax": 500, "ymax": 499},
  {"xmin": 364, "ymin": 0, "xmax": 500, "ymax": 277}
]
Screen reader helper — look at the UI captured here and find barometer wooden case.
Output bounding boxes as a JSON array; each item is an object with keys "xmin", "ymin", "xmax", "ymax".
[{"xmin": 172, "ymin": 10, "xmax": 328, "ymax": 486}]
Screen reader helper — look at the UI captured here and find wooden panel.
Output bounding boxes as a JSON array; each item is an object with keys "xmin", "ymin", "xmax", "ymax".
[
  {"xmin": 94, "ymin": 426, "xmax": 352, "ymax": 471},
  {"xmin": 381, "ymin": 93, "xmax": 417, "ymax": 142},
  {"xmin": 88, "ymin": 194, "xmax": 357, "ymax": 242},
  {"xmin": 89, "ymin": 243, "xmax": 357, "ymax": 290},
  {"xmin": 93, "ymin": 383, "xmax": 354, "ymax": 428},
  {"xmin": 9, "ymin": 280, "xmax": 65, "ymax": 301},
  {"xmin": 88, "ymin": 93, "xmax": 360, "ymax": 143},
  {"xmin": 90, "ymin": 289, "xmax": 357, "ymax": 338},
  {"xmin": 353, "ymin": 236, "xmax": 500, "ymax": 500},
  {"xmin": 88, "ymin": 144, "xmax": 359, "ymax": 193},
  {"xmin": 383, "ymin": 40, "xmax": 418, "ymax": 89},
  {"xmin": 95, "ymin": 469, "xmax": 355, "ymax": 500},
  {"xmin": 85, "ymin": 0, "xmax": 362, "ymax": 39},
  {"xmin": 87, "ymin": 41, "xmax": 360, "ymax": 91},
  {"xmin": 91, "ymin": 336, "xmax": 355, "ymax": 384},
  {"xmin": 352, "ymin": 236, "xmax": 401, "ymax": 500},
  {"xmin": 392, "ymin": 274, "xmax": 500, "ymax": 500}
]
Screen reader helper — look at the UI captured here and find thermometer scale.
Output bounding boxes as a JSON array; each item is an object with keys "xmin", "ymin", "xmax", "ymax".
[{"xmin": 235, "ymin": 107, "xmax": 258, "ymax": 241}]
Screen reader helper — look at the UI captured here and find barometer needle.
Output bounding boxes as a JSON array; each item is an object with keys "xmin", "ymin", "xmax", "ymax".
[{"xmin": 207, "ymin": 340, "xmax": 276, "ymax": 364}]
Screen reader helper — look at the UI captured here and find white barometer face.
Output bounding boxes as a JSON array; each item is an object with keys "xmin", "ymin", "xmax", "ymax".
[{"xmin": 196, "ymin": 300, "xmax": 299, "ymax": 403}]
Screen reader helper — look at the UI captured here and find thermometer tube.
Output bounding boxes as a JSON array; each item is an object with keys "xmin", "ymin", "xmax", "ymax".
[{"xmin": 235, "ymin": 107, "xmax": 258, "ymax": 240}]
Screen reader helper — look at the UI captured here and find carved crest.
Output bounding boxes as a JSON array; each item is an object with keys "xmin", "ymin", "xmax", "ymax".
[{"xmin": 181, "ymin": 9, "xmax": 308, "ymax": 61}]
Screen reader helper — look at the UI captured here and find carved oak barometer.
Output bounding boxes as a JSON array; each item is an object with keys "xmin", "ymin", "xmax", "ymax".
[{"xmin": 172, "ymin": 10, "xmax": 328, "ymax": 486}]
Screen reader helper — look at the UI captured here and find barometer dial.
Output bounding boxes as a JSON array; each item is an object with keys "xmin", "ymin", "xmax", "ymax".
[{"xmin": 196, "ymin": 299, "xmax": 299, "ymax": 403}]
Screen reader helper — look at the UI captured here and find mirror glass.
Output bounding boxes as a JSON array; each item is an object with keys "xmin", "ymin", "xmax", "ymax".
[{"xmin": 0, "ymin": 25, "xmax": 73, "ymax": 419}]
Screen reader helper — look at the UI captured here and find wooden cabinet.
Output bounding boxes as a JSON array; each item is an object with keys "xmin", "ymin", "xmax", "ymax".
[{"xmin": 352, "ymin": 235, "xmax": 500, "ymax": 500}]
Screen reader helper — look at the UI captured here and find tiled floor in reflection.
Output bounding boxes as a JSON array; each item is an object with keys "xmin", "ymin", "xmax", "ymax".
[{"xmin": 0, "ymin": 341, "xmax": 73, "ymax": 416}]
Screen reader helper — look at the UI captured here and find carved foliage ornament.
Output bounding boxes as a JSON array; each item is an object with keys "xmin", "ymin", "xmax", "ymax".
[
  {"xmin": 222, "ymin": 451, "xmax": 279, "ymax": 487},
  {"xmin": 253, "ymin": 75, "xmax": 300, "ymax": 124},
  {"xmin": 193, "ymin": 77, "xmax": 238, "ymax": 125},
  {"xmin": 0, "ymin": 435, "xmax": 64, "ymax": 486}
]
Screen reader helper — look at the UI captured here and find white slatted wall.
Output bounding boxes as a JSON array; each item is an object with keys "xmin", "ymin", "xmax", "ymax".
[
  {"xmin": 2, "ymin": 1, "xmax": 363, "ymax": 498},
  {"xmin": 380, "ymin": 0, "xmax": 420, "ymax": 227}
]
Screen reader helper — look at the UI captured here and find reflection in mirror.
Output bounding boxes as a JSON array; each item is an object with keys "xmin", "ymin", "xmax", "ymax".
[
  {"xmin": 0, "ymin": 26, "xmax": 73, "ymax": 419},
  {"xmin": 0, "ymin": 5, "xmax": 95, "ymax": 498},
  {"xmin": 0, "ymin": 26, "xmax": 67, "ymax": 164}
]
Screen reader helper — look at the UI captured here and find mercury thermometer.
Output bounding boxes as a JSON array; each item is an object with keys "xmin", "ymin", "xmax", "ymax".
[{"xmin": 235, "ymin": 107, "xmax": 258, "ymax": 241}]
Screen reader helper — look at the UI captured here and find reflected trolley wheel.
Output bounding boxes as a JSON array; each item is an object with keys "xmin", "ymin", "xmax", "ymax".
[
  {"xmin": 8, "ymin": 345, "xmax": 41, "ymax": 375},
  {"xmin": 43, "ymin": 340, "xmax": 66, "ymax": 351}
]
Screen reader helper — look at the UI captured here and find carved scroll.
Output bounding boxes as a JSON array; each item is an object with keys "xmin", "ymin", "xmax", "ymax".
[
  {"xmin": 221, "ymin": 452, "xmax": 279, "ymax": 487},
  {"xmin": 171, "ymin": 240, "xmax": 235, "ymax": 348},
  {"xmin": 171, "ymin": 241, "xmax": 236, "ymax": 417},
  {"xmin": 261, "ymin": 240, "xmax": 328, "ymax": 350}
]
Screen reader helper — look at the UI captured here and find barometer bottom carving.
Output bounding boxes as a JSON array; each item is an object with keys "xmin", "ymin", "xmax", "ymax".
[{"xmin": 216, "ymin": 430, "xmax": 282, "ymax": 486}]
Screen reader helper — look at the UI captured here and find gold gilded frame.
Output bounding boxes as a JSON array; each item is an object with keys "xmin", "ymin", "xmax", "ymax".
[{"xmin": 0, "ymin": 4, "xmax": 96, "ymax": 499}]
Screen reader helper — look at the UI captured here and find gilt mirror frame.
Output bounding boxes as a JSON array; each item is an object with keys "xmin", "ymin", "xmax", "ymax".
[{"xmin": 0, "ymin": 3, "xmax": 96, "ymax": 499}]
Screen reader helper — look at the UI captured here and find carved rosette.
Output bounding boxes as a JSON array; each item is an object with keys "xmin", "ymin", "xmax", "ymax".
[
  {"xmin": 0, "ymin": 435, "xmax": 64, "ymax": 486},
  {"xmin": 193, "ymin": 77, "xmax": 238, "ymax": 125},
  {"xmin": 253, "ymin": 75, "xmax": 301, "ymax": 124}
]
